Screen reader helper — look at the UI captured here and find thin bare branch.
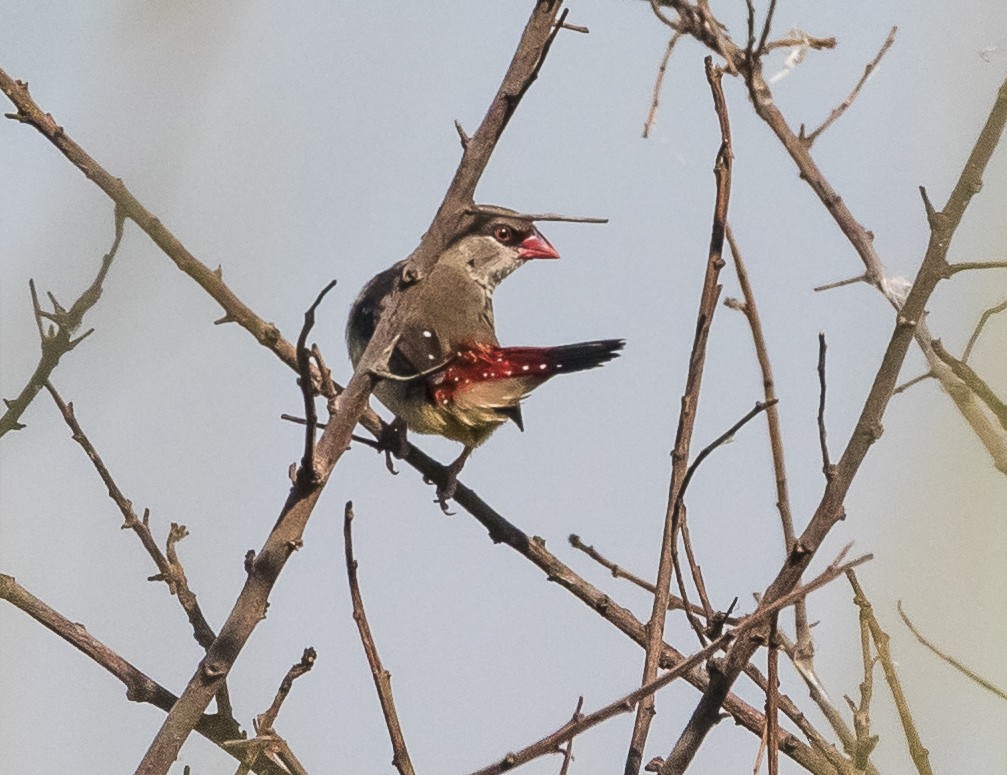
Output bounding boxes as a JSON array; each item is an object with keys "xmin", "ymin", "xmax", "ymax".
[
  {"xmin": 962, "ymin": 297, "xmax": 1007, "ymax": 363},
  {"xmin": 44, "ymin": 382, "xmax": 236, "ymax": 725},
  {"xmin": 898, "ymin": 602, "xmax": 1007, "ymax": 701},
  {"xmin": 802, "ymin": 27, "xmax": 898, "ymax": 146},
  {"xmin": 344, "ymin": 502, "xmax": 415, "ymax": 775},
  {"xmin": 943, "ymin": 259, "xmax": 1007, "ymax": 276},
  {"xmin": 643, "ymin": 31, "xmax": 683, "ymax": 138},
  {"xmin": 725, "ymin": 224, "xmax": 813, "ymax": 667},
  {"xmin": 817, "ymin": 333, "xmax": 834, "ymax": 479},
  {"xmin": 892, "ymin": 372, "xmax": 934, "ymax": 396}
]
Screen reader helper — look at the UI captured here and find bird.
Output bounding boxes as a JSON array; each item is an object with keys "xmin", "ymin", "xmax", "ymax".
[{"xmin": 346, "ymin": 209, "xmax": 623, "ymax": 508}]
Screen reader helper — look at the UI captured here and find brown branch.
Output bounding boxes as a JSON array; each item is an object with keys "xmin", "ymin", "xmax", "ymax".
[
  {"xmin": 897, "ymin": 601, "xmax": 1007, "ymax": 702},
  {"xmin": 558, "ymin": 697, "xmax": 584, "ymax": 775},
  {"xmin": 847, "ymin": 572, "xmax": 932, "ymax": 775},
  {"xmin": 344, "ymin": 502, "xmax": 415, "ymax": 775},
  {"xmin": 801, "ymin": 27, "xmax": 898, "ymax": 147},
  {"xmin": 0, "ymin": 573, "xmax": 286, "ymax": 775},
  {"xmin": 43, "ymin": 382, "xmax": 236, "ymax": 726},
  {"xmin": 931, "ymin": 339, "xmax": 1007, "ymax": 431},
  {"xmin": 467, "ymin": 549, "xmax": 869, "ymax": 775},
  {"xmin": 765, "ymin": 615, "xmax": 779, "ymax": 775},
  {"xmin": 0, "ymin": 207, "xmax": 124, "ymax": 437},
  {"xmin": 724, "ymin": 225, "xmax": 813, "ymax": 667},
  {"xmin": 626, "ymin": 56, "xmax": 733, "ymax": 775},
  {"xmin": 643, "ymin": 31, "xmax": 683, "ymax": 138},
  {"xmin": 816, "ymin": 333, "xmax": 834, "ymax": 478},
  {"xmin": 891, "ymin": 371, "xmax": 934, "ymax": 396}
]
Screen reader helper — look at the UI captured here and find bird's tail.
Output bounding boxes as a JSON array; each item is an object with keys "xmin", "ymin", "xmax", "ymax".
[{"xmin": 490, "ymin": 339, "xmax": 625, "ymax": 376}]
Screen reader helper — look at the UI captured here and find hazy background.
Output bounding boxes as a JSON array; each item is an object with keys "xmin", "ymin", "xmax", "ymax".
[{"xmin": 2, "ymin": 2, "xmax": 1005, "ymax": 773}]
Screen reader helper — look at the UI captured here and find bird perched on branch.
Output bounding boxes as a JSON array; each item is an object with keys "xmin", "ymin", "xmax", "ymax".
[{"xmin": 347, "ymin": 208, "xmax": 623, "ymax": 508}]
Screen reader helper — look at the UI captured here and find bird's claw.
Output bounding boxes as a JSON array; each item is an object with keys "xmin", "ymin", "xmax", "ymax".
[{"xmin": 435, "ymin": 474, "xmax": 459, "ymax": 515}]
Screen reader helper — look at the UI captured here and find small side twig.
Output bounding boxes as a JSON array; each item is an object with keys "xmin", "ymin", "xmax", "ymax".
[
  {"xmin": 801, "ymin": 27, "xmax": 898, "ymax": 147},
  {"xmin": 295, "ymin": 279, "xmax": 338, "ymax": 488},
  {"xmin": 962, "ymin": 297, "xmax": 1007, "ymax": 363},
  {"xmin": 898, "ymin": 602, "xmax": 1007, "ymax": 701},
  {"xmin": 816, "ymin": 333, "xmax": 834, "ymax": 479},
  {"xmin": 229, "ymin": 648, "xmax": 317, "ymax": 775},
  {"xmin": 846, "ymin": 580, "xmax": 880, "ymax": 770},
  {"xmin": 892, "ymin": 372, "xmax": 934, "ymax": 396},
  {"xmin": 643, "ymin": 31, "xmax": 683, "ymax": 138},
  {"xmin": 344, "ymin": 502, "xmax": 415, "ymax": 775},
  {"xmin": 558, "ymin": 697, "xmax": 584, "ymax": 775}
]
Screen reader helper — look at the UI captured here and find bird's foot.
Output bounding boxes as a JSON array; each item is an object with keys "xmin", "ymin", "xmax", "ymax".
[
  {"xmin": 435, "ymin": 447, "xmax": 472, "ymax": 515},
  {"xmin": 376, "ymin": 417, "xmax": 409, "ymax": 474}
]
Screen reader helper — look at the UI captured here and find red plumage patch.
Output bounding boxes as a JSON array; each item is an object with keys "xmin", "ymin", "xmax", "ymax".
[{"xmin": 430, "ymin": 342, "xmax": 554, "ymax": 405}]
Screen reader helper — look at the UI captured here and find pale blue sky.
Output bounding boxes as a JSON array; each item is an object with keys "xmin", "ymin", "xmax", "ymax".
[{"xmin": 2, "ymin": 3, "xmax": 1005, "ymax": 774}]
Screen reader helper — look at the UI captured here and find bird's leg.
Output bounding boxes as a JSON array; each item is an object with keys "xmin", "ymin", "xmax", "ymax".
[
  {"xmin": 436, "ymin": 446, "xmax": 472, "ymax": 514},
  {"xmin": 376, "ymin": 417, "xmax": 410, "ymax": 474}
]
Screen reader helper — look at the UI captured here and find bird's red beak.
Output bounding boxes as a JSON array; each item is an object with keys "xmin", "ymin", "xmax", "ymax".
[{"xmin": 517, "ymin": 232, "xmax": 560, "ymax": 260}]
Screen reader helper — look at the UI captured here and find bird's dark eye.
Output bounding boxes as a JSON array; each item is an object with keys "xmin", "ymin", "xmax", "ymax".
[{"xmin": 493, "ymin": 225, "xmax": 515, "ymax": 244}]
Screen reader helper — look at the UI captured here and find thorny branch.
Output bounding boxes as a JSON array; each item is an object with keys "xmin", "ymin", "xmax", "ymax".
[{"xmin": 0, "ymin": 206, "xmax": 124, "ymax": 437}]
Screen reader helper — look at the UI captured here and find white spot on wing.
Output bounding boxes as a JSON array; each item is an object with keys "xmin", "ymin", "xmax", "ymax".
[
  {"xmin": 422, "ymin": 330, "xmax": 433, "ymax": 338},
  {"xmin": 522, "ymin": 365, "xmax": 530, "ymax": 371}
]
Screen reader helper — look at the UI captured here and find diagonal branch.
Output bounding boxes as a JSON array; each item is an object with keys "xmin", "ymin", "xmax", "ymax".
[{"xmin": 898, "ymin": 601, "xmax": 1007, "ymax": 702}]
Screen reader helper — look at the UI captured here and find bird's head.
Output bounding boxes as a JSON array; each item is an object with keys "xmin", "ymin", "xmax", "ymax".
[{"xmin": 444, "ymin": 212, "xmax": 559, "ymax": 291}]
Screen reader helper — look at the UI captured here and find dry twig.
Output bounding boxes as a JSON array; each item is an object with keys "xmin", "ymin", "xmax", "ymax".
[
  {"xmin": 898, "ymin": 601, "xmax": 1007, "ymax": 702},
  {"xmin": 344, "ymin": 502, "xmax": 415, "ymax": 775},
  {"xmin": 0, "ymin": 207, "xmax": 124, "ymax": 437}
]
